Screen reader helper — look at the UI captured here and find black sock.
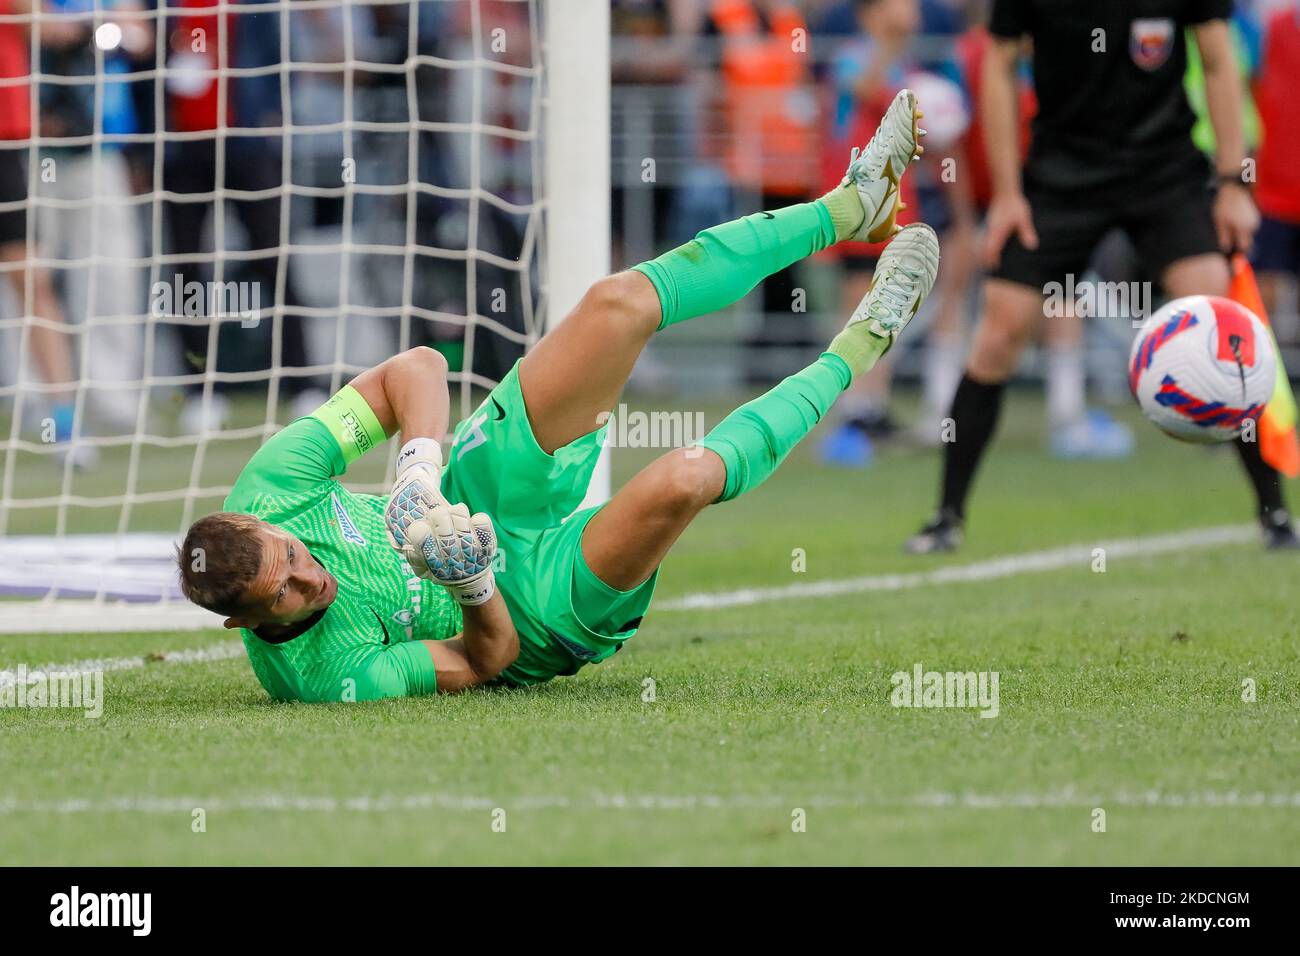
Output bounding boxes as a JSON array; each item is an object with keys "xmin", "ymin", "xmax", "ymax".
[
  {"xmin": 941, "ymin": 374, "xmax": 1006, "ymax": 520},
  {"xmin": 1234, "ymin": 437, "xmax": 1286, "ymax": 518}
]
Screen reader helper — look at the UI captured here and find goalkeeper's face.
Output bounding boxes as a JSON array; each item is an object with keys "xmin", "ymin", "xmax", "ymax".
[{"xmin": 230, "ymin": 524, "xmax": 339, "ymax": 629}]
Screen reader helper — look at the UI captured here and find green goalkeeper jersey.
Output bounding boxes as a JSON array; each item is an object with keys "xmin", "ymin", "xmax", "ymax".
[
  {"xmin": 225, "ymin": 390, "xmax": 462, "ymax": 703},
  {"xmin": 226, "ymin": 365, "xmax": 662, "ymax": 700}
]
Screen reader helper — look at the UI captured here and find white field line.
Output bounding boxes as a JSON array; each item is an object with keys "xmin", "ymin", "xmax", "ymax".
[
  {"xmin": 0, "ymin": 602, "xmax": 223, "ymax": 634},
  {"xmin": 0, "ymin": 526, "xmax": 1284, "ymax": 818},
  {"xmin": 0, "ymin": 789, "xmax": 1298, "ymax": 815},
  {"xmin": 0, "ymin": 641, "xmax": 243, "ymax": 687},
  {"xmin": 655, "ymin": 524, "xmax": 1257, "ymax": 612},
  {"xmin": 0, "ymin": 525, "xmax": 1256, "ymax": 678}
]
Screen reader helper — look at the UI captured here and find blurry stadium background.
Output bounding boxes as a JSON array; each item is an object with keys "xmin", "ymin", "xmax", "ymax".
[
  {"xmin": 2, "ymin": 0, "xmax": 1299, "ymax": 867},
  {"xmin": 3, "ymin": 0, "xmax": 1300, "ymax": 629},
  {"xmin": 2, "ymin": 0, "xmax": 1300, "ymax": 629}
]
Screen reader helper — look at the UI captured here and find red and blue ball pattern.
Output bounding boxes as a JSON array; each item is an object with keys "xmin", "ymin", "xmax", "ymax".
[{"xmin": 1128, "ymin": 295, "xmax": 1276, "ymax": 444}]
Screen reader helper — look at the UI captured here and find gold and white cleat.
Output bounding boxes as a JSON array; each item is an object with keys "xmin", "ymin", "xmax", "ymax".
[
  {"xmin": 844, "ymin": 222, "xmax": 940, "ymax": 353},
  {"xmin": 840, "ymin": 88, "xmax": 926, "ymax": 244}
]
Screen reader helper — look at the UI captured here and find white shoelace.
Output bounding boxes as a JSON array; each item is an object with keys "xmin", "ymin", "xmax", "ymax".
[{"xmin": 866, "ymin": 265, "xmax": 921, "ymax": 329}]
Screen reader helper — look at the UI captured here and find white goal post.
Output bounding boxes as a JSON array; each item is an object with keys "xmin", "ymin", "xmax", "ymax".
[
  {"xmin": 544, "ymin": 0, "xmax": 610, "ymax": 512},
  {"xmin": 0, "ymin": 0, "xmax": 609, "ymax": 634}
]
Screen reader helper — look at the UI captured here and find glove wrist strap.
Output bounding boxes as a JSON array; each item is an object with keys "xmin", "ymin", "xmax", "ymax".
[
  {"xmin": 396, "ymin": 437, "xmax": 443, "ymax": 478},
  {"xmin": 448, "ymin": 573, "xmax": 495, "ymax": 607}
]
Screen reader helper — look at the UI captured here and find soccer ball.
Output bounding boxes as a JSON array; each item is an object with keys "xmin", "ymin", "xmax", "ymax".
[
  {"xmin": 1129, "ymin": 295, "xmax": 1276, "ymax": 443},
  {"xmin": 904, "ymin": 71, "xmax": 968, "ymax": 150}
]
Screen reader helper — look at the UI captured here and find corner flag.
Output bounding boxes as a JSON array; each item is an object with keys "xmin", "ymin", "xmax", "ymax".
[{"xmin": 1229, "ymin": 254, "xmax": 1299, "ymax": 478}]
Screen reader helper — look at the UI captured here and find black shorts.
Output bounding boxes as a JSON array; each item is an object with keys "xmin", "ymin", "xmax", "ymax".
[
  {"xmin": 991, "ymin": 166, "xmax": 1221, "ymax": 291},
  {"xmin": 0, "ymin": 148, "xmax": 26, "ymax": 247},
  {"xmin": 1253, "ymin": 213, "xmax": 1300, "ymax": 276}
]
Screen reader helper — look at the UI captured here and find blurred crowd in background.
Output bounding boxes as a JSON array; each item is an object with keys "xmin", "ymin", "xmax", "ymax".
[
  {"xmin": 0, "ymin": 0, "xmax": 539, "ymax": 460},
  {"xmin": 2, "ymin": 0, "xmax": 1300, "ymax": 466},
  {"xmin": 612, "ymin": 0, "xmax": 1300, "ymax": 460}
]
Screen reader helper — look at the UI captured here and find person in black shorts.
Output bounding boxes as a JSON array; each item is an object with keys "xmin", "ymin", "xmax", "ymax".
[
  {"xmin": 0, "ymin": 149, "xmax": 24, "ymax": 249},
  {"xmin": 906, "ymin": 0, "xmax": 1298, "ymax": 552}
]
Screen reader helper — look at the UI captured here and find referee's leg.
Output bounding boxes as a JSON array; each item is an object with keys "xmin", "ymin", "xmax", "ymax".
[
  {"xmin": 1163, "ymin": 253, "xmax": 1296, "ymax": 547},
  {"xmin": 905, "ymin": 279, "xmax": 1043, "ymax": 553}
]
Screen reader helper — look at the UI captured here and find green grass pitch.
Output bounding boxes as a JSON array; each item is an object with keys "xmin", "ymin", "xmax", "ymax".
[{"xmin": 2, "ymin": 393, "xmax": 1298, "ymax": 865}]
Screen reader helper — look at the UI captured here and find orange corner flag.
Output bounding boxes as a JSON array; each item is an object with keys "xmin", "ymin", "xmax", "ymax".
[{"xmin": 1229, "ymin": 254, "xmax": 1299, "ymax": 478}]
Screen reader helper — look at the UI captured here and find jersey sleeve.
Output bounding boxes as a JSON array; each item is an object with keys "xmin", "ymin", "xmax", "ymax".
[
  {"xmin": 988, "ymin": 0, "xmax": 1031, "ymax": 39},
  {"xmin": 226, "ymin": 385, "xmax": 388, "ymax": 508},
  {"xmin": 348, "ymin": 641, "xmax": 440, "ymax": 700}
]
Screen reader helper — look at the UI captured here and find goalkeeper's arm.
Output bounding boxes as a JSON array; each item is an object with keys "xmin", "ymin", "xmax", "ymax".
[
  {"xmin": 347, "ymin": 347, "xmax": 459, "ymax": 559},
  {"xmin": 424, "ymin": 596, "xmax": 519, "ymax": 693},
  {"xmin": 348, "ymin": 346, "xmax": 450, "ymax": 447},
  {"xmin": 349, "ymin": 348, "xmax": 516, "ymax": 686}
]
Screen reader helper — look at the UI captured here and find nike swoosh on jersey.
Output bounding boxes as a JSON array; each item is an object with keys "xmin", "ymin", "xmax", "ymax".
[
  {"xmin": 368, "ymin": 607, "xmax": 391, "ymax": 645},
  {"xmin": 491, "ymin": 397, "xmax": 506, "ymax": 421}
]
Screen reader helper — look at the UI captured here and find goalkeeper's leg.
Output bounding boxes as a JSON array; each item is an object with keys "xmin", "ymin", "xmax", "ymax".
[
  {"xmin": 581, "ymin": 224, "xmax": 940, "ymax": 589},
  {"xmin": 520, "ymin": 91, "xmax": 924, "ymax": 455},
  {"xmin": 519, "ymin": 200, "xmax": 837, "ymax": 455}
]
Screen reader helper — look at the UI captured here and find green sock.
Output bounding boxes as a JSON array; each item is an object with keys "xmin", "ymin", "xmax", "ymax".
[
  {"xmin": 698, "ymin": 353, "xmax": 851, "ymax": 502},
  {"xmin": 634, "ymin": 201, "xmax": 836, "ymax": 330},
  {"xmin": 819, "ymin": 175, "xmax": 869, "ymax": 242},
  {"xmin": 827, "ymin": 323, "xmax": 893, "ymax": 379}
]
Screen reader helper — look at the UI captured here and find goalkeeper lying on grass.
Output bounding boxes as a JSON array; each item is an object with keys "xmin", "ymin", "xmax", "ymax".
[{"xmin": 176, "ymin": 91, "xmax": 939, "ymax": 703}]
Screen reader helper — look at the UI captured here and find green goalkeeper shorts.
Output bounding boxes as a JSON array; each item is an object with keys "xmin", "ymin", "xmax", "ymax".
[{"xmin": 442, "ymin": 361, "xmax": 658, "ymax": 685}]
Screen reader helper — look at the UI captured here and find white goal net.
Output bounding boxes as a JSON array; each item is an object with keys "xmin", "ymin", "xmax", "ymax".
[{"xmin": 0, "ymin": 0, "xmax": 608, "ymax": 632}]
